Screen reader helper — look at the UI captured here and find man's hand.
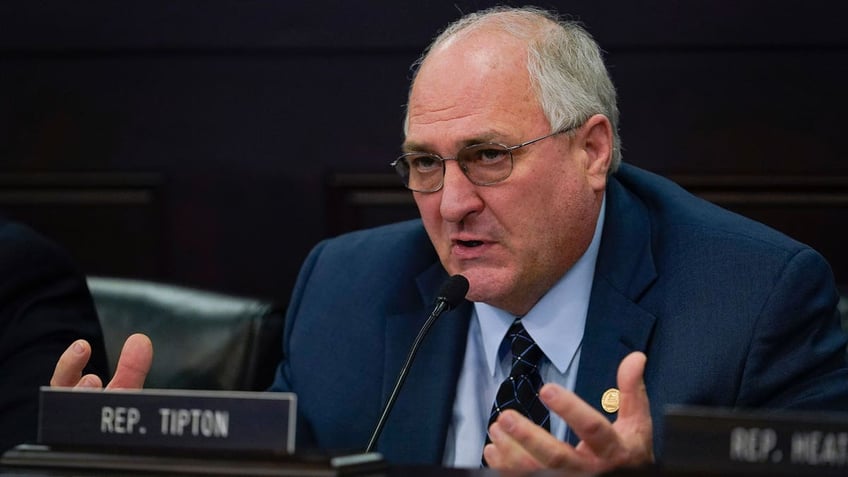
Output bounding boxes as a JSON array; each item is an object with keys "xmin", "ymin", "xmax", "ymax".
[
  {"xmin": 483, "ymin": 351, "xmax": 654, "ymax": 472},
  {"xmin": 50, "ymin": 333, "xmax": 153, "ymax": 389}
]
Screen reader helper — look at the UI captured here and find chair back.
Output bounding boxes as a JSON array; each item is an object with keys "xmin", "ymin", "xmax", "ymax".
[{"xmin": 87, "ymin": 276, "xmax": 283, "ymax": 391}]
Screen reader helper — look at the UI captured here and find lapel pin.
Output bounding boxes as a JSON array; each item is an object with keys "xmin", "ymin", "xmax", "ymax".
[{"xmin": 601, "ymin": 388, "xmax": 620, "ymax": 414}]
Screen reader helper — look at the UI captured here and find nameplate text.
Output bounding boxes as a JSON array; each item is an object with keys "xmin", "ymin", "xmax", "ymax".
[
  {"xmin": 664, "ymin": 405, "xmax": 848, "ymax": 476},
  {"xmin": 38, "ymin": 387, "xmax": 296, "ymax": 454}
]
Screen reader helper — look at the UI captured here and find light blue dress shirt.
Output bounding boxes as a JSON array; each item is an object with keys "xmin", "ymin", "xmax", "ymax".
[{"xmin": 442, "ymin": 198, "xmax": 606, "ymax": 467}]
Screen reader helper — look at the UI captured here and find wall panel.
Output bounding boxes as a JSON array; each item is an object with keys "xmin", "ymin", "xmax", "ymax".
[{"xmin": 1, "ymin": 1, "xmax": 846, "ymax": 301}]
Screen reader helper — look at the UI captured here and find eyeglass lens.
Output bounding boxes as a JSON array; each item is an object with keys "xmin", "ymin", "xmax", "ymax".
[{"xmin": 399, "ymin": 143, "xmax": 514, "ymax": 192}]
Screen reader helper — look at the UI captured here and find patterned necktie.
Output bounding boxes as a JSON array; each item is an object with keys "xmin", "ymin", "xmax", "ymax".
[{"xmin": 482, "ymin": 318, "xmax": 550, "ymax": 466}]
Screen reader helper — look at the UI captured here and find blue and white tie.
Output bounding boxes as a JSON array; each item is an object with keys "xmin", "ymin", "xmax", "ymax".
[{"xmin": 482, "ymin": 318, "xmax": 550, "ymax": 466}]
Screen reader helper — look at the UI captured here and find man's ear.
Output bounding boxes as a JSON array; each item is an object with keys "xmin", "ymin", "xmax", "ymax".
[{"xmin": 579, "ymin": 114, "xmax": 613, "ymax": 190}]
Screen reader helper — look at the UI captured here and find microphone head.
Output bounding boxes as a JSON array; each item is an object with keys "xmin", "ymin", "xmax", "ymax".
[{"xmin": 437, "ymin": 275, "xmax": 470, "ymax": 310}]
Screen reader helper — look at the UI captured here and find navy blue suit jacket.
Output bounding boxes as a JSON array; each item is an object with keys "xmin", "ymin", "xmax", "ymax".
[{"xmin": 271, "ymin": 164, "xmax": 848, "ymax": 464}]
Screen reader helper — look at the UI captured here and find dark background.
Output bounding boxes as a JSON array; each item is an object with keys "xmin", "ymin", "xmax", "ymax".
[{"xmin": 1, "ymin": 0, "xmax": 846, "ymax": 305}]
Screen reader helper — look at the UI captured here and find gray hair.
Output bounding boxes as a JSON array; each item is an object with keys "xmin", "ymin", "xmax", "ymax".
[{"xmin": 406, "ymin": 6, "xmax": 622, "ymax": 172}]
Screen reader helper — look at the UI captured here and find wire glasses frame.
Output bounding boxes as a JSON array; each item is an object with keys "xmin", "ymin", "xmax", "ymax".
[{"xmin": 390, "ymin": 126, "xmax": 576, "ymax": 193}]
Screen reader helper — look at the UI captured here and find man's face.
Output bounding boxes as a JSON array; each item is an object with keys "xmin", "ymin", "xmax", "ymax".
[{"xmin": 405, "ymin": 29, "xmax": 610, "ymax": 315}]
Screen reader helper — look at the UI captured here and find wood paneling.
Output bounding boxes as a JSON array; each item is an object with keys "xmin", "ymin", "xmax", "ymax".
[
  {"xmin": 1, "ymin": 1, "xmax": 845, "ymax": 300},
  {"xmin": 0, "ymin": 173, "xmax": 164, "ymax": 278}
]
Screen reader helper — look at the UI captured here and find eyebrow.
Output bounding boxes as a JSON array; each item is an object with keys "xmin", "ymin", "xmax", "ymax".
[
  {"xmin": 400, "ymin": 140, "xmax": 430, "ymax": 154},
  {"xmin": 401, "ymin": 132, "xmax": 509, "ymax": 154}
]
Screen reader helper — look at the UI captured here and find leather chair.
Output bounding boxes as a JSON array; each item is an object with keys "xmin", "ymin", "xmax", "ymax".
[{"xmin": 86, "ymin": 276, "xmax": 284, "ymax": 391}]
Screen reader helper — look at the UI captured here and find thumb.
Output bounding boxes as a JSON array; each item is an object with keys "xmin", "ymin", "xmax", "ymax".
[
  {"xmin": 617, "ymin": 351, "xmax": 649, "ymax": 419},
  {"xmin": 616, "ymin": 351, "xmax": 654, "ymax": 461},
  {"xmin": 106, "ymin": 333, "xmax": 153, "ymax": 390}
]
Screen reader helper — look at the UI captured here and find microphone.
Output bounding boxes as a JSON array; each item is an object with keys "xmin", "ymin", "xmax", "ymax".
[{"xmin": 365, "ymin": 274, "xmax": 469, "ymax": 453}]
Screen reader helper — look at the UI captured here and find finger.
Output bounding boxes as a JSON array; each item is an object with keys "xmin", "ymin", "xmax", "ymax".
[
  {"xmin": 50, "ymin": 339, "xmax": 95, "ymax": 387},
  {"xmin": 77, "ymin": 373, "xmax": 105, "ymax": 388},
  {"xmin": 493, "ymin": 411, "xmax": 585, "ymax": 470},
  {"xmin": 540, "ymin": 383, "xmax": 623, "ymax": 460},
  {"xmin": 617, "ymin": 352, "xmax": 650, "ymax": 421},
  {"xmin": 616, "ymin": 352, "xmax": 654, "ymax": 461},
  {"xmin": 106, "ymin": 333, "xmax": 153, "ymax": 390},
  {"xmin": 484, "ymin": 411, "xmax": 544, "ymax": 470}
]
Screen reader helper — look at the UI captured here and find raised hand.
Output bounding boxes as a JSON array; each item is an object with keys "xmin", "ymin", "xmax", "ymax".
[
  {"xmin": 51, "ymin": 333, "xmax": 153, "ymax": 390},
  {"xmin": 483, "ymin": 351, "xmax": 654, "ymax": 472}
]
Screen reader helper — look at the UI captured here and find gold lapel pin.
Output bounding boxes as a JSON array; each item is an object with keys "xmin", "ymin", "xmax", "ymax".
[{"xmin": 601, "ymin": 388, "xmax": 620, "ymax": 414}]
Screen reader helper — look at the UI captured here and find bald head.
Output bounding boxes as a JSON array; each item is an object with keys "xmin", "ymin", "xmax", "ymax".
[{"xmin": 406, "ymin": 6, "xmax": 622, "ymax": 172}]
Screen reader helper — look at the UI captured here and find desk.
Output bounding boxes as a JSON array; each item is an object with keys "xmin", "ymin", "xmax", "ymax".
[
  {"xmin": 0, "ymin": 445, "xmax": 837, "ymax": 477},
  {"xmin": 0, "ymin": 462, "xmax": 810, "ymax": 477}
]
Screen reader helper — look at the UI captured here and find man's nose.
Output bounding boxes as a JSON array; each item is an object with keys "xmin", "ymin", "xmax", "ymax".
[{"xmin": 439, "ymin": 161, "xmax": 484, "ymax": 222}]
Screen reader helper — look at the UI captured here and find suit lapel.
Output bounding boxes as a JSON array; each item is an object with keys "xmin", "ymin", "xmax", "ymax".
[
  {"xmin": 378, "ymin": 264, "xmax": 472, "ymax": 464},
  {"xmin": 571, "ymin": 175, "xmax": 658, "ymax": 444}
]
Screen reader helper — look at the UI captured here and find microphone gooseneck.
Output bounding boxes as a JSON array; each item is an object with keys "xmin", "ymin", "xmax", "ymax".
[{"xmin": 365, "ymin": 275, "xmax": 469, "ymax": 453}]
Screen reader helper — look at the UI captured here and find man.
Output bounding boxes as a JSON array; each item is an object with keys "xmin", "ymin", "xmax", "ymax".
[
  {"xmin": 0, "ymin": 218, "xmax": 108, "ymax": 453},
  {"xmin": 52, "ymin": 6, "xmax": 848, "ymax": 473}
]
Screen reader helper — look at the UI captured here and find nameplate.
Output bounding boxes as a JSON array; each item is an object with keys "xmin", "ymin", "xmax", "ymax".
[
  {"xmin": 664, "ymin": 405, "xmax": 848, "ymax": 476},
  {"xmin": 38, "ymin": 387, "xmax": 296, "ymax": 455}
]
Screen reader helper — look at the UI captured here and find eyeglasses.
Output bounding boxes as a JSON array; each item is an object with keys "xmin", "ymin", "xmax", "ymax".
[{"xmin": 390, "ymin": 127, "xmax": 574, "ymax": 193}]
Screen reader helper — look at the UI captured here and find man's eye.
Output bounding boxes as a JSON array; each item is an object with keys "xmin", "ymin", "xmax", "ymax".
[
  {"xmin": 410, "ymin": 155, "xmax": 442, "ymax": 172},
  {"xmin": 468, "ymin": 148, "xmax": 509, "ymax": 164}
]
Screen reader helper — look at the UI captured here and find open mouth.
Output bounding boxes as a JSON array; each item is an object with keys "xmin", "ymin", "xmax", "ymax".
[{"xmin": 458, "ymin": 240, "xmax": 484, "ymax": 247}]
